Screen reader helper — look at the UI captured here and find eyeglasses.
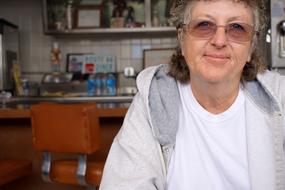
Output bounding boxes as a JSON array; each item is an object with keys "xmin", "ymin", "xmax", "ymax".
[{"xmin": 181, "ymin": 20, "xmax": 257, "ymax": 43}]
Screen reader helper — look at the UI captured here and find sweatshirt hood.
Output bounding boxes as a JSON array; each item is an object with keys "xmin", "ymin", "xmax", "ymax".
[
  {"xmin": 244, "ymin": 70, "xmax": 282, "ymax": 114},
  {"xmin": 137, "ymin": 64, "xmax": 180, "ymax": 147},
  {"xmin": 136, "ymin": 65, "xmax": 283, "ymax": 147}
]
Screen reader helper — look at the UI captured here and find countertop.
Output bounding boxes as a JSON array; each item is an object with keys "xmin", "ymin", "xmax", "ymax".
[{"xmin": 0, "ymin": 95, "xmax": 133, "ymax": 119}]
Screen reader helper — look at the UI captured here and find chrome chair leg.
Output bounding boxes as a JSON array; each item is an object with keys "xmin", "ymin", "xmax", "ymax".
[
  {"xmin": 86, "ymin": 186, "xmax": 96, "ymax": 190},
  {"xmin": 41, "ymin": 152, "xmax": 52, "ymax": 183},
  {"xmin": 77, "ymin": 154, "xmax": 88, "ymax": 186}
]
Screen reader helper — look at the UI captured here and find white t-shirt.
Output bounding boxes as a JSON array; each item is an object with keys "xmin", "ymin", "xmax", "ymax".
[{"xmin": 167, "ymin": 82, "xmax": 250, "ymax": 190}]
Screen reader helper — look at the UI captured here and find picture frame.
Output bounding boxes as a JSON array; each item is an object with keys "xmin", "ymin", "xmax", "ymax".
[
  {"xmin": 79, "ymin": 0, "xmax": 103, "ymax": 5},
  {"xmin": 143, "ymin": 48, "xmax": 176, "ymax": 68},
  {"xmin": 66, "ymin": 53, "xmax": 116, "ymax": 74},
  {"xmin": 74, "ymin": 5, "xmax": 103, "ymax": 28},
  {"xmin": 66, "ymin": 53, "xmax": 85, "ymax": 73}
]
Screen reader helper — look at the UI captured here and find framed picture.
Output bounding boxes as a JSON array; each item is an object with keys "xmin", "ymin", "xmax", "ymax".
[
  {"xmin": 74, "ymin": 5, "xmax": 102, "ymax": 28},
  {"xmin": 143, "ymin": 48, "xmax": 176, "ymax": 68},
  {"xmin": 80, "ymin": 0, "xmax": 103, "ymax": 5},
  {"xmin": 66, "ymin": 54, "xmax": 85, "ymax": 73}
]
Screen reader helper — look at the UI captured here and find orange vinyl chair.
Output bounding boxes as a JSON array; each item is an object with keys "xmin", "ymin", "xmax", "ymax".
[
  {"xmin": 30, "ymin": 103, "xmax": 104, "ymax": 189},
  {"xmin": 0, "ymin": 159, "xmax": 32, "ymax": 186}
]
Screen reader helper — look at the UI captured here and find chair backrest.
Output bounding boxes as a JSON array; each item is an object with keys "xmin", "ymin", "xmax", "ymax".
[{"xmin": 31, "ymin": 103, "xmax": 100, "ymax": 154}]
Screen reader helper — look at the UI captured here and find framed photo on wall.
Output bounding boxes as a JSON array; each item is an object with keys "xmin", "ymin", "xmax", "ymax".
[
  {"xmin": 143, "ymin": 48, "xmax": 176, "ymax": 68},
  {"xmin": 66, "ymin": 54, "xmax": 85, "ymax": 73},
  {"xmin": 74, "ymin": 5, "xmax": 103, "ymax": 28},
  {"xmin": 79, "ymin": 0, "xmax": 103, "ymax": 5}
]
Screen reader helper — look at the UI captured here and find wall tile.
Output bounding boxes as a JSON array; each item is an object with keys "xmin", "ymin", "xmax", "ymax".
[
  {"xmin": 151, "ymin": 38, "xmax": 161, "ymax": 45},
  {"xmin": 141, "ymin": 39, "xmax": 151, "ymax": 45},
  {"xmin": 131, "ymin": 44, "xmax": 142, "ymax": 59},
  {"xmin": 118, "ymin": 59, "xmax": 131, "ymax": 71},
  {"xmin": 121, "ymin": 39, "xmax": 131, "ymax": 45},
  {"xmin": 131, "ymin": 39, "xmax": 141, "ymax": 45},
  {"xmin": 141, "ymin": 44, "xmax": 152, "ymax": 51},
  {"xmin": 121, "ymin": 45, "xmax": 131, "ymax": 59},
  {"xmin": 161, "ymin": 38, "xmax": 173, "ymax": 44}
]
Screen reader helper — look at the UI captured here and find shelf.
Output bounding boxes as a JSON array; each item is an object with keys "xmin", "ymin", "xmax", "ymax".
[
  {"xmin": 42, "ymin": 0, "xmax": 176, "ymax": 38},
  {"xmin": 44, "ymin": 27, "xmax": 177, "ymax": 37}
]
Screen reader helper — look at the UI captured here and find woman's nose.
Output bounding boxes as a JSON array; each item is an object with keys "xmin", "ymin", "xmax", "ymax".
[{"xmin": 210, "ymin": 27, "xmax": 227, "ymax": 47}]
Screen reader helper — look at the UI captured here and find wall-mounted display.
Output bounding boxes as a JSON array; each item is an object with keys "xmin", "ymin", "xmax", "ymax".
[
  {"xmin": 143, "ymin": 48, "xmax": 175, "ymax": 68},
  {"xmin": 80, "ymin": 0, "xmax": 103, "ymax": 5},
  {"xmin": 66, "ymin": 54, "xmax": 85, "ymax": 73},
  {"xmin": 66, "ymin": 53, "xmax": 116, "ymax": 74},
  {"xmin": 74, "ymin": 5, "xmax": 103, "ymax": 28}
]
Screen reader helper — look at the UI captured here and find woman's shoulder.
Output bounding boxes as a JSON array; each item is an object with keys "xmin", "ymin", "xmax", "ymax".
[
  {"xmin": 136, "ymin": 64, "xmax": 170, "ymax": 92},
  {"xmin": 257, "ymin": 69, "xmax": 284, "ymax": 88},
  {"xmin": 257, "ymin": 69, "xmax": 285, "ymax": 102}
]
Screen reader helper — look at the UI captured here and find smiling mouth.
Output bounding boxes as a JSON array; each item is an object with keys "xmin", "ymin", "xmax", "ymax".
[
  {"xmin": 204, "ymin": 54, "xmax": 229, "ymax": 59},
  {"xmin": 204, "ymin": 54, "xmax": 230, "ymax": 63}
]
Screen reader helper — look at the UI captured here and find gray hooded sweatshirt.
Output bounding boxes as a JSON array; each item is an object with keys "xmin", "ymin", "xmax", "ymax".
[{"xmin": 99, "ymin": 65, "xmax": 285, "ymax": 190}]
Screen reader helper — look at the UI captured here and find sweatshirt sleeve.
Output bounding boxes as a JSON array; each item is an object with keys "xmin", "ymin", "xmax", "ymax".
[{"xmin": 99, "ymin": 93, "xmax": 165, "ymax": 190}]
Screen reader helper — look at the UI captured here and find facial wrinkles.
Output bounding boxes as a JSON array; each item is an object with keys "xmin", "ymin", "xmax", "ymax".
[
  {"xmin": 192, "ymin": 1, "xmax": 253, "ymax": 60},
  {"xmin": 181, "ymin": 30, "xmax": 252, "ymax": 78}
]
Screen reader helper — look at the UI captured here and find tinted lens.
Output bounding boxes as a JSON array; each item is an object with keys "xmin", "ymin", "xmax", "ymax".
[
  {"xmin": 183, "ymin": 20, "xmax": 255, "ymax": 42},
  {"xmin": 227, "ymin": 23, "xmax": 254, "ymax": 42},
  {"xmin": 187, "ymin": 21, "xmax": 216, "ymax": 38}
]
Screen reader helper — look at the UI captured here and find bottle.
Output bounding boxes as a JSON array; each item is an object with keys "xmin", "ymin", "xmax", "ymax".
[
  {"xmin": 106, "ymin": 73, "xmax": 117, "ymax": 96},
  {"xmin": 22, "ymin": 78, "xmax": 29, "ymax": 96},
  {"xmin": 94, "ymin": 73, "xmax": 102, "ymax": 96},
  {"xmin": 152, "ymin": 10, "xmax": 160, "ymax": 27},
  {"xmin": 50, "ymin": 42, "xmax": 61, "ymax": 73},
  {"xmin": 101, "ymin": 73, "xmax": 108, "ymax": 96},
  {"xmin": 66, "ymin": 0, "xmax": 73, "ymax": 30},
  {"xmin": 87, "ymin": 74, "xmax": 95, "ymax": 96}
]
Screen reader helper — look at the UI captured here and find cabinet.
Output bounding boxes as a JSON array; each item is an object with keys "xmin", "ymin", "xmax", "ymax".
[{"xmin": 42, "ymin": 0, "xmax": 176, "ymax": 36}]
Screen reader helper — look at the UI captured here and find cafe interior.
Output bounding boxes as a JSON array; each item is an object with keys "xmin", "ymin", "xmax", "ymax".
[
  {"xmin": 0, "ymin": 0, "xmax": 285, "ymax": 189},
  {"xmin": 0, "ymin": 0, "xmax": 176, "ymax": 189}
]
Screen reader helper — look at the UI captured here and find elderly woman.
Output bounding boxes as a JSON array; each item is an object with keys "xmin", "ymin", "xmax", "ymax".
[{"xmin": 100, "ymin": 0, "xmax": 285, "ymax": 189}]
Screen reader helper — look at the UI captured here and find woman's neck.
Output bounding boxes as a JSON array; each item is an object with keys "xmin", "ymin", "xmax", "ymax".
[{"xmin": 190, "ymin": 79, "xmax": 241, "ymax": 114}]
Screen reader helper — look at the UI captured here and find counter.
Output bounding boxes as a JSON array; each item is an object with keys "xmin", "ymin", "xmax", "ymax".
[
  {"xmin": 0, "ymin": 106, "xmax": 129, "ymax": 119},
  {"xmin": 0, "ymin": 96, "xmax": 133, "ymax": 190},
  {"xmin": 0, "ymin": 95, "xmax": 133, "ymax": 119},
  {"xmin": 7, "ymin": 95, "xmax": 134, "ymax": 103}
]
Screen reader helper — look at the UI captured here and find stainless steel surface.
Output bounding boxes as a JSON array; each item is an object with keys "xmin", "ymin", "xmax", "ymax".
[
  {"xmin": 271, "ymin": 0, "xmax": 285, "ymax": 68},
  {"xmin": 0, "ymin": 35, "xmax": 3, "ymax": 89},
  {"xmin": 0, "ymin": 95, "xmax": 133, "ymax": 109},
  {"xmin": 41, "ymin": 152, "xmax": 52, "ymax": 183},
  {"xmin": 0, "ymin": 19, "xmax": 19, "ymax": 91},
  {"xmin": 77, "ymin": 154, "xmax": 88, "ymax": 186},
  {"xmin": 42, "ymin": 72, "xmax": 73, "ymax": 83},
  {"xmin": 9, "ymin": 95, "xmax": 134, "ymax": 103}
]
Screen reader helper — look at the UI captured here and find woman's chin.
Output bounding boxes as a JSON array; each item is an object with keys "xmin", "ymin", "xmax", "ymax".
[{"xmin": 196, "ymin": 71, "xmax": 230, "ymax": 84}]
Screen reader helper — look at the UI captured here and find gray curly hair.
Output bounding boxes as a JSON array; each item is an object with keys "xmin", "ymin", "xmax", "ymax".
[{"xmin": 168, "ymin": 0, "xmax": 268, "ymax": 83}]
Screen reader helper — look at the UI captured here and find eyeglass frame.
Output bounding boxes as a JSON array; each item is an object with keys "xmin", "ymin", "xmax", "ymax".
[{"xmin": 177, "ymin": 20, "xmax": 259, "ymax": 43}]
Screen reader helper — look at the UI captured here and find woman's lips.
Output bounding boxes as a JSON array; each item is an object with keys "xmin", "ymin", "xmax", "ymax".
[
  {"xmin": 204, "ymin": 53, "xmax": 229, "ymax": 59},
  {"xmin": 204, "ymin": 53, "xmax": 230, "ymax": 63}
]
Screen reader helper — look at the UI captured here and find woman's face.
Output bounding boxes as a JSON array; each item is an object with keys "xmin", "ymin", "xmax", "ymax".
[{"xmin": 180, "ymin": 0, "xmax": 255, "ymax": 84}]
